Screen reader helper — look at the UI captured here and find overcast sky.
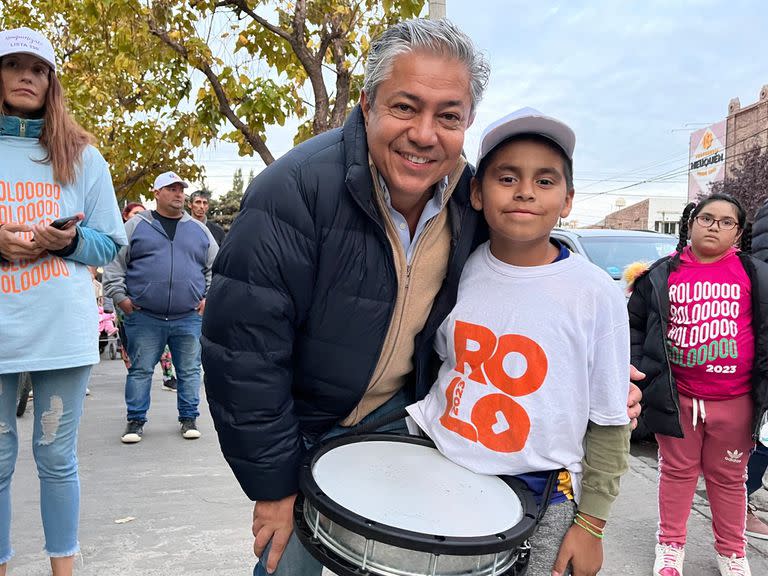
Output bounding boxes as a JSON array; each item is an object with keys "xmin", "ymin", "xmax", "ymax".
[{"xmin": 195, "ymin": 0, "xmax": 768, "ymax": 225}]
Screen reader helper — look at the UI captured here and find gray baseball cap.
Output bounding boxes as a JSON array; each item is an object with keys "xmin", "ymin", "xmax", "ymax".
[{"xmin": 476, "ymin": 107, "xmax": 575, "ymax": 167}]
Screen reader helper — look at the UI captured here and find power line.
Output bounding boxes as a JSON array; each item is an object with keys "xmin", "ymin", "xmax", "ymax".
[
  {"xmin": 575, "ymin": 126, "xmax": 768, "ymax": 203},
  {"xmin": 577, "ymin": 151, "xmax": 691, "ymax": 191},
  {"xmin": 575, "ymin": 177, "xmax": 687, "ymax": 184}
]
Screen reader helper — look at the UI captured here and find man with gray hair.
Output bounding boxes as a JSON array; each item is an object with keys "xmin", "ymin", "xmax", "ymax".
[
  {"xmin": 203, "ymin": 18, "xmax": 487, "ymax": 575},
  {"xmin": 202, "ymin": 17, "xmax": 641, "ymax": 576}
]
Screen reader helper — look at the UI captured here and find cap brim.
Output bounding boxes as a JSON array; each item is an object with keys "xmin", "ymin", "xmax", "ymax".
[
  {"xmin": 0, "ymin": 49, "xmax": 56, "ymax": 72},
  {"xmin": 477, "ymin": 114, "xmax": 575, "ymax": 167},
  {"xmin": 154, "ymin": 178, "xmax": 189, "ymax": 190}
]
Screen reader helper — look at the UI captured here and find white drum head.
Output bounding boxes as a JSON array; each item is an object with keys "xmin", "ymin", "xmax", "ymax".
[{"xmin": 312, "ymin": 440, "xmax": 523, "ymax": 537}]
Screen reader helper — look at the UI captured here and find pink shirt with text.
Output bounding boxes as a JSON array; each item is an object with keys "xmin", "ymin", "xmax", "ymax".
[{"xmin": 666, "ymin": 247, "xmax": 754, "ymax": 400}]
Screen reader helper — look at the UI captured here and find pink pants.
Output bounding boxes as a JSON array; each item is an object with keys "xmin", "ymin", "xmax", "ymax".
[{"xmin": 656, "ymin": 393, "xmax": 754, "ymax": 557}]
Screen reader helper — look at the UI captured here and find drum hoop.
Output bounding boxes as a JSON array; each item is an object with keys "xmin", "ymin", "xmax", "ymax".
[
  {"xmin": 293, "ymin": 493, "xmax": 521, "ymax": 576},
  {"xmin": 298, "ymin": 433, "xmax": 538, "ymax": 556}
]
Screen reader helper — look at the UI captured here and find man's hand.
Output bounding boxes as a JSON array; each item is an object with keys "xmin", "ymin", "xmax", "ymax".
[
  {"xmin": 0, "ymin": 223, "xmax": 46, "ymax": 261},
  {"xmin": 253, "ymin": 494, "xmax": 297, "ymax": 574},
  {"xmin": 118, "ymin": 298, "xmax": 139, "ymax": 315},
  {"xmin": 32, "ymin": 213, "xmax": 84, "ymax": 252},
  {"xmin": 551, "ymin": 514, "xmax": 605, "ymax": 576},
  {"xmin": 196, "ymin": 298, "xmax": 206, "ymax": 316},
  {"xmin": 627, "ymin": 365, "xmax": 645, "ymax": 430}
]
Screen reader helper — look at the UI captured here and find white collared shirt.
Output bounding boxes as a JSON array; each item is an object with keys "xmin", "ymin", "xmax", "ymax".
[{"xmin": 378, "ymin": 174, "xmax": 448, "ymax": 263}]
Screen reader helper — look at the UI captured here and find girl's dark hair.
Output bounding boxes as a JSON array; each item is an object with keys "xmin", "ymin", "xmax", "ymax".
[{"xmin": 672, "ymin": 193, "xmax": 751, "ymax": 268}]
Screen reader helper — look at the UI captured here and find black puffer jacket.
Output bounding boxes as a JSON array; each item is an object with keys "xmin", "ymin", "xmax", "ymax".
[
  {"xmin": 752, "ymin": 200, "xmax": 768, "ymax": 262},
  {"xmin": 628, "ymin": 253, "xmax": 768, "ymax": 439},
  {"xmin": 201, "ymin": 106, "xmax": 482, "ymax": 501}
]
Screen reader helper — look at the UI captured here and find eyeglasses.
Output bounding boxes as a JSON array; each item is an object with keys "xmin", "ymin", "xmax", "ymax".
[{"xmin": 693, "ymin": 215, "xmax": 739, "ymax": 231}]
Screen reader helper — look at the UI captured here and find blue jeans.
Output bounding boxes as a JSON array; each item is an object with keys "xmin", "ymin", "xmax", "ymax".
[
  {"xmin": 123, "ymin": 310, "xmax": 202, "ymax": 422},
  {"xmin": 747, "ymin": 443, "xmax": 768, "ymax": 496},
  {"xmin": 0, "ymin": 366, "xmax": 90, "ymax": 563},
  {"xmin": 253, "ymin": 388, "xmax": 409, "ymax": 576}
]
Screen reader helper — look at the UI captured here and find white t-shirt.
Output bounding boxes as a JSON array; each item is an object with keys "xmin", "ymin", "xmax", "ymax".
[{"xmin": 407, "ymin": 242, "xmax": 630, "ymax": 502}]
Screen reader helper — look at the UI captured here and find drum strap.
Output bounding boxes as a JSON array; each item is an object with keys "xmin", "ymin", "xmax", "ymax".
[
  {"xmin": 536, "ymin": 469, "xmax": 561, "ymax": 523},
  {"xmin": 339, "ymin": 407, "xmax": 410, "ymax": 437}
]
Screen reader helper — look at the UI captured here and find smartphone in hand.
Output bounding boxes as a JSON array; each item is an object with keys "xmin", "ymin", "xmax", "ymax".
[{"xmin": 50, "ymin": 215, "xmax": 82, "ymax": 230}]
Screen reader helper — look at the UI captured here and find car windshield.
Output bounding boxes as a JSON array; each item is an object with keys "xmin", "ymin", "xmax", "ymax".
[{"xmin": 578, "ymin": 236, "xmax": 678, "ymax": 279}]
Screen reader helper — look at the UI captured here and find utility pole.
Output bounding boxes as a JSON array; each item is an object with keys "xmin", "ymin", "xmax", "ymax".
[{"xmin": 428, "ymin": 0, "xmax": 447, "ymax": 19}]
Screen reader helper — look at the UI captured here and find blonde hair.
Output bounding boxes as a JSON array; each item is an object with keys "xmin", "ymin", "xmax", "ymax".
[
  {"xmin": 622, "ymin": 261, "xmax": 650, "ymax": 291},
  {"xmin": 0, "ymin": 65, "xmax": 93, "ymax": 185}
]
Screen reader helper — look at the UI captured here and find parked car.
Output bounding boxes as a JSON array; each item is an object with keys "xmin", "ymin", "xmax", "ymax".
[
  {"xmin": 551, "ymin": 228, "xmax": 679, "ymax": 443},
  {"xmin": 550, "ymin": 228, "xmax": 678, "ymax": 291}
]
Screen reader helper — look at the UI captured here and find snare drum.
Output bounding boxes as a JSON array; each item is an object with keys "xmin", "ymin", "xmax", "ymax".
[{"xmin": 294, "ymin": 434, "xmax": 537, "ymax": 576}]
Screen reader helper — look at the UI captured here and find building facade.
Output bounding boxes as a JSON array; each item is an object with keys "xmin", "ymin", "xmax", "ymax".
[
  {"xmin": 595, "ymin": 197, "xmax": 684, "ymax": 234},
  {"xmin": 726, "ymin": 85, "xmax": 768, "ymax": 177}
]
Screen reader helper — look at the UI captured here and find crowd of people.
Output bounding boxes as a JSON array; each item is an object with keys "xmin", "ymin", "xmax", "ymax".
[{"xmin": 0, "ymin": 17, "xmax": 767, "ymax": 576}]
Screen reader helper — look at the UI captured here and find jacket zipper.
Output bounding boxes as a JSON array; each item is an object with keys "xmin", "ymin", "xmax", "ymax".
[
  {"xmin": 649, "ymin": 262, "xmax": 681, "ymax": 434},
  {"xmin": 343, "ymin": 194, "xmax": 397, "ymax": 414},
  {"xmin": 155, "ymin": 219, "xmax": 173, "ymax": 320},
  {"xmin": 359, "ymin": 216, "xmax": 436, "ymax": 401},
  {"xmin": 19, "ymin": 119, "xmax": 26, "ymax": 138},
  {"xmin": 399, "ymin": 218, "xmax": 434, "ymax": 325},
  {"xmin": 741, "ymin": 254, "xmax": 765, "ymax": 439},
  {"xmin": 166, "ymin": 239, "xmax": 174, "ymax": 320}
]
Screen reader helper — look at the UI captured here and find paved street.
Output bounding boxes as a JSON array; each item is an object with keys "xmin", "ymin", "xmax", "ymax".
[{"xmin": 6, "ymin": 356, "xmax": 768, "ymax": 575}]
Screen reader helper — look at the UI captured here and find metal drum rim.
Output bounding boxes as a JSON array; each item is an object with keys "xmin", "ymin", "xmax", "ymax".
[
  {"xmin": 296, "ymin": 496, "xmax": 520, "ymax": 576},
  {"xmin": 297, "ymin": 433, "xmax": 538, "ymax": 556}
]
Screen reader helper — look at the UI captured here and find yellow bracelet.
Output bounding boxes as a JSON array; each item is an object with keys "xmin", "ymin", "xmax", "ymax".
[
  {"xmin": 573, "ymin": 518, "xmax": 604, "ymax": 540},
  {"xmin": 575, "ymin": 513, "xmax": 605, "ymax": 532}
]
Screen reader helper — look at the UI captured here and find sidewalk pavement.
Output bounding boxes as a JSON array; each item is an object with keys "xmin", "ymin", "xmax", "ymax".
[
  {"xmin": 603, "ymin": 442, "xmax": 768, "ymax": 575},
  {"xmin": 6, "ymin": 356, "xmax": 768, "ymax": 575}
]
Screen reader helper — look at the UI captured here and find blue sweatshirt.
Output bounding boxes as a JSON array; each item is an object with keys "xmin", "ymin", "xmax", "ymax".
[
  {"xmin": 0, "ymin": 116, "xmax": 127, "ymax": 373},
  {"xmin": 102, "ymin": 210, "xmax": 217, "ymax": 319}
]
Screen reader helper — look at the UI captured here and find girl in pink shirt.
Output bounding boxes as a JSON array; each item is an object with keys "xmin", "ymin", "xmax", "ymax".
[{"xmin": 628, "ymin": 193, "xmax": 768, "ymax": 576}]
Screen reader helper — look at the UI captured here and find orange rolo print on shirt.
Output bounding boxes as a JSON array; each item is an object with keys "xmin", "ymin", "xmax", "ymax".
[
  {"xmin": 0, "ymin": 179, "xmax": 65, "ymax": 294},
  {"xmin": 439, "ymin": 320, "xmax": 547, "ymax": 453}
]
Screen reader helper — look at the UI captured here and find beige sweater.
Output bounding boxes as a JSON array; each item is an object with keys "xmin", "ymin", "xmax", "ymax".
[{"xmin": 340, "ymin": 157, "xmax": 468, "ymax": 426}]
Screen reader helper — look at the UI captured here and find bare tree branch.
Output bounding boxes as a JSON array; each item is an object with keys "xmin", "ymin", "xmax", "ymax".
[
  {"xmin": 289, "ymin": 0, "xmax": 330, "ymax": 134},
  {"xmin": 146, "ymin": 17, "xmax": 275, "ymax": 165},
  {"xmin": 228, "ymin": 0, "xmax": 292, "ymax": 42},
  {"xmin": 114, "ymin": 163, "xmax": 163, "ymax": 198}
]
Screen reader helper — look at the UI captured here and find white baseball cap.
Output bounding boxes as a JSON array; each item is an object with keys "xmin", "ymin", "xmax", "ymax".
[
  {"xmin": 153, "ymin": 171, "xmax": 189, "ymax": 191},
  {"xmin": 476, "ymin": 107, "xmax": 576, "ymax": 167},
  {"xmin": 0, "ymin": 27, "xmax": 56, "ymax": 72}
]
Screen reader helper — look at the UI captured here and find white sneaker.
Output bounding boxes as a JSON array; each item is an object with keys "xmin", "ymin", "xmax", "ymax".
[
  {"xmin": 653, "ymin": 543, "xmax": 685, "ymax": 576},
  {"xmin": 717, "ymin": 554, "xmax": 751, "ymax": 576}
]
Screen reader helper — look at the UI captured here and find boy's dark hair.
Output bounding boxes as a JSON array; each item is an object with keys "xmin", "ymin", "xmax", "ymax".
[
  {"xmin": 673, "ymin": 192, "xmax": 752, "ymax": 268},
  {"xmin": 475, "ymin": 133, "xmax": 574, "ymax": 191}
]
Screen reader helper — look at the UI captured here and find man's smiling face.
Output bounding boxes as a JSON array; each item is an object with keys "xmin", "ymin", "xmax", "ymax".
[{"xmin": 361, "ymin": 49, "xmax": 473, "ymax": 208}]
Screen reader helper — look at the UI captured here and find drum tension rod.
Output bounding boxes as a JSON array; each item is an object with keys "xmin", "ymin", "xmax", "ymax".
[
  {"xmin": 312, "ymin": 509, "xmax": 320, "ymax": 541},
  {"xmin": 428, "ymin": 553, "xmax": 439, "ymax": 576},
  {"xmin": 491, "ymin": 552, "xmax": 500, "ymax": 576},
  {"xmin": 361, "ymin": 538, "xmax": 372, "ymax": 571}
]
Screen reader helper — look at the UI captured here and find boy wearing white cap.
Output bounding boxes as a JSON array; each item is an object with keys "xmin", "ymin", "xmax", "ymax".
[{"xmin": 407, "ymin": 109, "xmax": 631, "ymax": 576}]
